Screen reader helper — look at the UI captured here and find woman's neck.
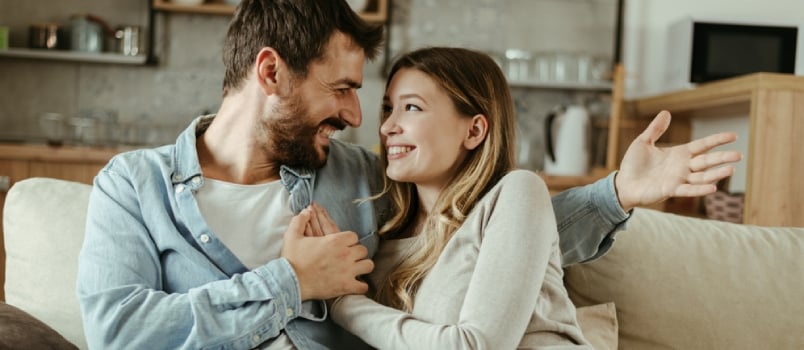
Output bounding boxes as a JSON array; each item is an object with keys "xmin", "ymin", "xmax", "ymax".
[
  {"xmin": 388, "ymin": 209, "xmax": 427, "ymax": 240},
  {"xmin": 415, "ymin": 184, "xmax": 441, "ymax": 216}
]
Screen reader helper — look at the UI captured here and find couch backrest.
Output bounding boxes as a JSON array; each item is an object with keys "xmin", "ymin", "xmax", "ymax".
[
  {"xmin": 3, "ymin": 177, "xmax": 92, "ymax": 350},
  {"xmin": 565, "ymin": 208, "xmax": 804, "ymax": 350}
]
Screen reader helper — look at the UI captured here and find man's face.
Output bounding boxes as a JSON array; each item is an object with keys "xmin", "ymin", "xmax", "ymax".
[{"xmin": 263, "ymin": 32, "xmax": 366, "ymax": 169}]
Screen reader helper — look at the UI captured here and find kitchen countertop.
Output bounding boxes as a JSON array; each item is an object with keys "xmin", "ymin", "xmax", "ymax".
[{"xmin": 0, "ymin": 142, "xmax": 131, "ymax": 163}]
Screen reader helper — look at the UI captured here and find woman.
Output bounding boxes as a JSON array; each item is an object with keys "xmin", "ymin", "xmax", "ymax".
[{"xmin": 326, "ymin": 46, "xmax": 593, "ymax": 349}]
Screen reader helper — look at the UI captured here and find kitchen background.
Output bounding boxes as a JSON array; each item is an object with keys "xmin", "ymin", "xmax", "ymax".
[
  {"xmin": 0, "ymin": 0, "xmax": 618, "ymax": 173},
  {"xmin": 1, "ymin": 0, "xmax": 803, "ymax": 173}
]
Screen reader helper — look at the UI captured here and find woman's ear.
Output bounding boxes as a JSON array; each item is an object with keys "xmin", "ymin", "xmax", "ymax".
[{"xmin": 464, "ymin": 114, "xmax": 488, "ymax": 150}]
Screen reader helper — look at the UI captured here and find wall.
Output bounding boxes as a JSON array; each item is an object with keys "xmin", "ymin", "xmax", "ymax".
[
  {"xmin": 691, "ymin": 116, "xmax": 750, "ymax": 193},
  {"xmin": 356, "ymin": 0, "xmax": 619, "ymax": 170},
  {"xmin": 0, "ymin": 0, "xmax": 231, "ymax": 145},
  {"xmin": 621, "ymin": 0, "xmax": 804, "ymax": 98},
  {"xmin": 620, "ymin": 0, "xmax": 804, "ymax": 192}
]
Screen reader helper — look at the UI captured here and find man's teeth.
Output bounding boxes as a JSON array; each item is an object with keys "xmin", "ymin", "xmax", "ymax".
[
  {"xmin": 388, "ymin": 146, "xmax": 412, "ymax": 155},
  {"xmin": 318, "ymin": 127, "xmax": 336, "ymax": 138}
]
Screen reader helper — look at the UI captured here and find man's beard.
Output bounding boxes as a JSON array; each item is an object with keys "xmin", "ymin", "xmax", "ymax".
[{"xmin": 261, "ymin": 92, "xmax": 329, "ymax": 169}]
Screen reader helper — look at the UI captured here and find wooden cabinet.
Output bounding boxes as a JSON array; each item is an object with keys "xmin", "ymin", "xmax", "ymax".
[
  {"xmin": 611, "ymin": 73, "xmax": 804, "ymax": 227},
  {"xmin": 0, "ymin": 144, "xmax": 122, "ymax": 301},
  {"xmin": 152, "ymin": 0, "xmax": 389, "ymax": 23}
]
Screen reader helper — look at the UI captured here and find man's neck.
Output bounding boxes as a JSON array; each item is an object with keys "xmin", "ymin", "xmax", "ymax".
[{"xmin": 197, "ymin": 98, "xmax": 282, "ymax": 185}]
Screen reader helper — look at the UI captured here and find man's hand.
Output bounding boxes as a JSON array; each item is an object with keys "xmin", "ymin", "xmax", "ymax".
[
  {"xmin": 615, "ymin": 110, "xmax": 743, "ymax": 212},
  {"xmin": 281, "ymin": 209, "xmax": 374, "ymax": 301}
]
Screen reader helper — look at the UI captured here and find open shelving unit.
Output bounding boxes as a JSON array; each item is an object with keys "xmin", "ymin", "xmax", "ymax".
[
  {"xmin": 151, "ymin": 0, "xmax": 389, "ymax": 23},
  {"xmin": 0, "ymin": 48, "xmax": 148, "ymax": 65}
]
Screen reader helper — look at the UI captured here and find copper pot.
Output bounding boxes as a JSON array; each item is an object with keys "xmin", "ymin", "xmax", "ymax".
[{"xmin": 29, "ymin": 23, "xmax": 64, "ymax": 50}]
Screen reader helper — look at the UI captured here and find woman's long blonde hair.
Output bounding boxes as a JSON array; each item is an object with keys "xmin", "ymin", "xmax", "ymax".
[{"xmin": 373, "ymin": 47, "xmax": 516, "ymax": 312}]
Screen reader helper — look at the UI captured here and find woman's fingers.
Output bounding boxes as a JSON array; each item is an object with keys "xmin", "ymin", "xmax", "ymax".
[
  {"xmin": 685, "ymin": 132, "xmax": 738, "ymax": 156},
  {"xmin": 309, "ymin": 202, "xmax": 341, "ymax": 235},
  {"xmin": 689, "ymin": 150, "xmax": 743, "ymax": 172}
]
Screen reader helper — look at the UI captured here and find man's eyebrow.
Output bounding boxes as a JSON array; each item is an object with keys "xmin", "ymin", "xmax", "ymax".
[{"xmin": 333, "ymin": 78, "xmax": 362, "ymax": 89}]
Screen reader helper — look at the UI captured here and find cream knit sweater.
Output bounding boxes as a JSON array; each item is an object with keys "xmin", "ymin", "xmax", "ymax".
[{"xmin": 330, "ymin": 170, "xmax": 592, "ymax": 349}]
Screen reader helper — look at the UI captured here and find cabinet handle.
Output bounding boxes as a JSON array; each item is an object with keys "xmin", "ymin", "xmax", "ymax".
[{"xmin": 0, "ymin": 175, "xmax": 9, "ymax": 193}]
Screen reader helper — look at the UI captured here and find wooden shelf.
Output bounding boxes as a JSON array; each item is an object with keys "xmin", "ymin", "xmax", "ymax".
[
  {"xmin": 152, "ymin": 1, "xmax": 237, "ymax": 15},
  {"xmin": 539, "ymin": 167, "xmax": 610, "ymax": 193},
  {"xmin": 152, "ymin": 0, "xmax": 389, "ymax": 23},
  {"xmin": 622, "ymin": 72, "xmax": 804, "ymax": 227},
  {"xmin": 508, "ymin": 79, "xmax": 612, "ymax": 91},
  {"xmin": 0, "ymin": 48, "xmax": 148, "ymax": 65},
  {"xmin": 629, "ymin": 73, "xmax": 804, "ymax": 118}
]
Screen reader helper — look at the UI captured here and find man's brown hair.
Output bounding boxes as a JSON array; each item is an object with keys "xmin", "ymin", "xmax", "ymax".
[{"xmin": 222, "ymin": 0, "xmax": 384, "ymax": 95}]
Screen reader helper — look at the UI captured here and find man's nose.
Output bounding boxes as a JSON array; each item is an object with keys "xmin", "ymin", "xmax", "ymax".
[{"xmin": 341, "ymin": 91, "xmax": 362, "ymax": 127}]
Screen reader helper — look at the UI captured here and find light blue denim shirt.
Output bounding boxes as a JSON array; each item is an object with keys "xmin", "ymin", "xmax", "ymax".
[{"xmin": 77, "ymin": 115, "xmax": 627, "ymax": 349}]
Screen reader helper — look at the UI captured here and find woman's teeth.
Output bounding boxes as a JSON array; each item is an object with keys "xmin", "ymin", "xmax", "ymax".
[{"xmin": 387, "ymin": 146, "xmax": 412, "ymax": 155}]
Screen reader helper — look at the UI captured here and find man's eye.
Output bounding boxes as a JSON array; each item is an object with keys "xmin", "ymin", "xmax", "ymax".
[{"xmin": 405, "ymin": 104, "xmax": 421, "ymax": 112}]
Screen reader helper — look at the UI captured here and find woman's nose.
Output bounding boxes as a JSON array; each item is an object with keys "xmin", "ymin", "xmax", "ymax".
[{"xmin": 380, "ymin": 113, "xmax": 400, "ymax": 136}]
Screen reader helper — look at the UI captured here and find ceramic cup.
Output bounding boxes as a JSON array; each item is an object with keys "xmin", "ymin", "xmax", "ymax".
[{"xmin": 0, "ymin": 26, "xmax": 9, "ymax": 50}]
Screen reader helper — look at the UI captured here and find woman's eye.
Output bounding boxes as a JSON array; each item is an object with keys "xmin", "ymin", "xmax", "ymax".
[
  {"xmin": 405, "ymin": 104, "xmax": 421, "ymax": 112},
  {"xmin": 381, "ymin": 104, "xmax": 392, "ymax": 119}
]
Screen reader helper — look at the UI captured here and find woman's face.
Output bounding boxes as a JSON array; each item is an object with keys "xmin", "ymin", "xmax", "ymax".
[{"xmin": 380, "ymin": 68, "xmax": 476, "ymax": 190}]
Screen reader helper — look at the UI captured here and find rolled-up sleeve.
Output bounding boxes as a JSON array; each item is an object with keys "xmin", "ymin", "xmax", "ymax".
[{"xmin": 551, "ymin": 171, "xmax": 631, "ymax": 266}]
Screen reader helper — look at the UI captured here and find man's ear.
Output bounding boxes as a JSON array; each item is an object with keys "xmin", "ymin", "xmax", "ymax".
[
  {"xmin": 464, "ymin": 114, "xmax": 488, "ymax": 150},
  {"xmin": 256, "ymin": 47, "xmax": 282, "ymax": 94}
]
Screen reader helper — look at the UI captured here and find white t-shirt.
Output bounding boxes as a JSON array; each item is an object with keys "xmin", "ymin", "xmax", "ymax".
[
  {"xmin": 194, "ymin": 178, "xmax": 293, "ymax": 270},
  {"xmin": 195, "ymin": 178, "xmax": 297, "ymax": 349}
]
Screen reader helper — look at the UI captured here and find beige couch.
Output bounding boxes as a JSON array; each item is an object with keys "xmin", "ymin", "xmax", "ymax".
[{"xmin": 3, "ymin": 177, "xmax": 803, "ymax": 349}]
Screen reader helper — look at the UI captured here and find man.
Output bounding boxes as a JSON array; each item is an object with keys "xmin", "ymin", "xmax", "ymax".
[{"xmin": 77, "ymin": 0, "xmax": 741, "ymax": 349}]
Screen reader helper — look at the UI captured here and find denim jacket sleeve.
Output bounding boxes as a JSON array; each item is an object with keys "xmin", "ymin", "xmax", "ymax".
[
  {"xmin": 77, "ymin": 166, "xmax": 303, "ymax": 350},
  {"xmin": 552, "ymin": 172, "xmax": 630, "ymax": 266}
]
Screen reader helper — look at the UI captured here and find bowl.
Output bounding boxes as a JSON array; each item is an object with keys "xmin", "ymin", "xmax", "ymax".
[
  {"xmin": 346, "ymin": 0, "xmax": 368, "ymax": 12},
  {"xmin": 171, "ymin": 0, "xmax": 205, "ymax": 5}
]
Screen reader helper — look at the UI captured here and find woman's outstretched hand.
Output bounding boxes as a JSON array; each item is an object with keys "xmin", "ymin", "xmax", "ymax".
[{"xmin": 614, "ymin": 110, "xmax": 743, "ymax": 212}]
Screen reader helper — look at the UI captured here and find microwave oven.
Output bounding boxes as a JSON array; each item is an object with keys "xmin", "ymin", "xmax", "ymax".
[{"xmin": 665, "ymin": 17, "xmax": 801, "ymax": 90}]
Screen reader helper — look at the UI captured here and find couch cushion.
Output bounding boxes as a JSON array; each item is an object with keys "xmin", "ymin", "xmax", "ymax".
[
  {"xmin": 575, "ymin": 302, "xmax": 617, "ymax": 350},
  {"xmin": 565, "ymin": 208, "xmax": 804, "ymax": 350},
  {"xmin": 3, "ymin": 177, "xmax": 92, "ymax": 350},
  {"xmin": 0, "ymin": 301, "xmax": 78, "ymax": 349}
]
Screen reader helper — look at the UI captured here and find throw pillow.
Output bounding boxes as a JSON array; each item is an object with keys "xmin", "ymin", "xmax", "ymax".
[
  {"xmin": 575, "ymin": 302, "xmax": 618, "ymax": 350},
  {"xmin": 0, "ymin": 302, "xmax": 78, "ymax": 350}
]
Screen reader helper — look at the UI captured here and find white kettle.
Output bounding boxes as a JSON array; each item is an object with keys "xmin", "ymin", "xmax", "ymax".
[{"xmin": 543, "ymin": 105, "xmax": 591, "ymax": 176}]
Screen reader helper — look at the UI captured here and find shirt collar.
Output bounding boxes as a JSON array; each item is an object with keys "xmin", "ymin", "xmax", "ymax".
[
  {"xmin": 171, "ymin": 115, "xmax": 211, "ymax": 185},
  {"xmin": 172, "ymin": 114, "xmax": 317, "ymax": 212}
]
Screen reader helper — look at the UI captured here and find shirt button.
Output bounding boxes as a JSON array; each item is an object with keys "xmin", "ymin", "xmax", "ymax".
[
  {"xmin": 286, "ymin": 308, "xmax": 293, "ymax": 317},
  {"xmin": 251, "ymin": 334, "xmax": 261, "ymax": 344},
  {"xmin": 199, "ymin": 234, "xmax": 210, "ymax": 243},
  {"xmin": 175, "ymin": 184, "xmax": 185, "ymax": 194},
  {"xmin": 192, "ymin": 176, "xmax": 201, "ymax": 184},
  {"xmin": 172, "ymin": 174, "xmax": 181, "ymax": 181}
]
